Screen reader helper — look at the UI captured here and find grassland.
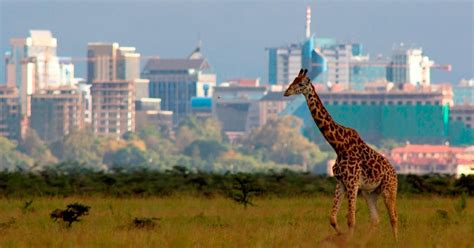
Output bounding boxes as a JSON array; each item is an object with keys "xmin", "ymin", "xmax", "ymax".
[{"xmin": 0, "ymin": 196, "xmax": 473, "ymax": 248}]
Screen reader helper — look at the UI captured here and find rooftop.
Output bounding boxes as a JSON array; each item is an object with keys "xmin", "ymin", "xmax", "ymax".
[
  {"xmin": 391, "ymin": 144, "xmax": 465, "ymax": 154},
  {"xmin": 214, "ymin": 85, "xmax": 266, "ymax": 91},
  {"xmin": 28, "ymin": 30, "xmax": 56, "ymax": 47},
  {"xmin": 223, "ymin": 78, "xmax": 260, "ymax": 87},
  {"xmin": 260, "ymin": 91, "xmax": 294, "ymax": 101},
  {"xmin": 143, "ymin": 58, "xmax": 209, "ymax": 71}
]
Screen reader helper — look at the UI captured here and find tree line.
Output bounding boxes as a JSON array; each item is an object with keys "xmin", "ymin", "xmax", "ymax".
[
  {"xmin": 0, "ymin": 116, "xmax": 335, "ymax": 173},
  {"xmin": 0, "ymin": 167, "xmax": 472, "ymax": 198}
]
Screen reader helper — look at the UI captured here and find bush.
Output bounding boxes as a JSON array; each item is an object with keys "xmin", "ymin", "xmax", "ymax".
[
  {"xmin": 0, "ymin": 168, "xmax": 471, "ymax": 198},
  {"xmin": 50, "ymin": 203, "xmax": 91, "ymax": 227}
]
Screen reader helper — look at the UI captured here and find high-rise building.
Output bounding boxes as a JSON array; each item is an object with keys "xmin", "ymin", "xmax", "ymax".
[
  {"xmin": 134, "ymin": 78, "xmax": 150, "ymax": 99},
  {"xmin": 349, "ymin": 55, "xmax": 390, "ymax": 91},
  {"xmin": 191, "ymin": 97, "xmax": 212, "ymax": 120},
  {"xmin": 308, "ymin": 40, "xmax": 390, "ymax": 90},
  {"xmin": 267, "ymin": 44, "xmax": 302, "ymax": 85},
  {"xmin": 0, "ymin": 85, "xmax": 20, "ymax": 141},
  {"xmin": 91, "ymin": 80, "xmax": 135, "ymax": 137},
  {"xmin": 314, "ymin": 43, "xmax": 353, "ymax": 86},
  {"xmin": 4, "ymin": 30, "xmax": 75, "ymax": 116},
  {"xmin": 87, "ymin": 43, "xmax": 118, "ymax": 83},
  {"xmin": 30, "ymin": 87, "xmax": 84, "ymax": 142},
  {"xmin": 266, "ymin": 7, "xmax": 388, "ymax": 89},
  {"xmin": 212, "ymin": 84, "xmax": 266, "ymax": 139},
  {"xmin": 135, "ymin": 98, "xmax": 173, "ymax": 133},
  {"xmin": 388, "ymin": 46, "xmax": 433, "ymax": 86},
  {"xmin": 87, "ymin": 42, "xmax": 141, "ymax": 83},
  {"xmin": 258, "ymin": 91, "xmax": 294, "ymax": 127},
  {"xmin": 78, "ymin": 82, "xmax": 92, "ymax": 124},
  {"xmin": 5, "ymin": 38, "xmax": 27, "ymax": 88},
  {"xmin": 117, "ymin": 47, "xmax": 140, "ymax": 80},
  {"xmin": 5, "ymin": 30, "xmax": 75, "ymax": 89},
  {"xmin": 453, "ymin": 79, "xmax": 474, "ymax": 105},
  {"xmin": 450, "ymin": 105, "xmax": 474, "ymax": 129},
  {"xmin": 142, "ymin": 45, "xmax": 216, "ymax": 124},
  {"xmin": 282, "ymin": 83, "xmax": 454, "ymax": 144}
]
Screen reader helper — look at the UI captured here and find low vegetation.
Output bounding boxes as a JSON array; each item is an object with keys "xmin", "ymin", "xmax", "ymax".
[
  {"xmin": 0, "ymin": 196, "xmax": 472, "ymax": 247},
  {"xmin": 0, "ymin": 169, "xmax": 472, "ymax": 198},
  {"xmin": 131, "ymin": 217, "xmax": 160, "ymax": 229}
]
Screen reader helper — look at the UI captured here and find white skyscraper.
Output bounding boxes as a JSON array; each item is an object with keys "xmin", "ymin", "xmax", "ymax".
[
  {"xmin": 390, "ymin": 46, "xmax": 433, "ymax": 86},
  {"xmin": 4, "ymin": 30, "xmax": 75, "ymax": 115}
]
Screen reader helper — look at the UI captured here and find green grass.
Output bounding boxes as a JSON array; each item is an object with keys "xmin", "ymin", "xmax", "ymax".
[{"xmin": 0, "ymin": 196, "xmax": 473, "ymax": 247}]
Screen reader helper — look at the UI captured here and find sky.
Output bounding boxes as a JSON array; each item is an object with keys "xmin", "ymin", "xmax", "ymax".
[{"xmin": 0, "ymin": 0, "xmax": 473, "ymax": 84}]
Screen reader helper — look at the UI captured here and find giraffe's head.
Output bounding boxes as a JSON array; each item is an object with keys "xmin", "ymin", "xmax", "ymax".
[{"xmin": 284, "ymin": 68, "xmax": 312, "ymax": 97}]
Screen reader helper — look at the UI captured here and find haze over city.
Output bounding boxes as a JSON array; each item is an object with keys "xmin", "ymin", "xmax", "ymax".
[
  {"xmin": 1, "ymin": 1, "xmax": 474, "ymax": 246},
  {"xmin": 1, "ymin": 0, "xmax": 473, "ymax": 83}
]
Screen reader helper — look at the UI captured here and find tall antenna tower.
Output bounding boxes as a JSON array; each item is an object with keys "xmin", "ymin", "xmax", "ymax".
[{"xmin": 305, "ymin": 6, "xmax": 311, "ymax": 39}]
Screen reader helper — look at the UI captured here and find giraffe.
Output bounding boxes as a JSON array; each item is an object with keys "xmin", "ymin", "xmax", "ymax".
[{"xmin": 283, "ymin": 68, "xmax": 398, "ymax": 239}]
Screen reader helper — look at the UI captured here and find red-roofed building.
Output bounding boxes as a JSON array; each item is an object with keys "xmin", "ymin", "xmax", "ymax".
[
  {"xmin": 389, "ymin": 144, "xmax": 474, "ymax": 176},
  {"xmin": 223, "ymin": 78, "xmax": 260, "ymax": 87}
]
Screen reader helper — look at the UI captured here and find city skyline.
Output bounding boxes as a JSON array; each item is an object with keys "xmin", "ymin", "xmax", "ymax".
[{"xmin": 1, "ymin": 1, "xmax": 473, "ymax": 84}]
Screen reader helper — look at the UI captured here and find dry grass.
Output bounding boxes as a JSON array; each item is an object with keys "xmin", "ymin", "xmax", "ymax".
[{"xmin": 0, "ymin": 196, "xmax": 473, "ymax": 247}]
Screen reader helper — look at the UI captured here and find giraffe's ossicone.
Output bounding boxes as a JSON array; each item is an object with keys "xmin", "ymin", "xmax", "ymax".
[{"xmin": 284, "ymin": 68, "xmax": 398, "ymax": 240}]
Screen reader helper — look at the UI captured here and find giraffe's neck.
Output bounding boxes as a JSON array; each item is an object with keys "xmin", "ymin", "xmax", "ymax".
[{"xmin": 304, "ymin": 86, "xmax": 346, "ymax": 152}]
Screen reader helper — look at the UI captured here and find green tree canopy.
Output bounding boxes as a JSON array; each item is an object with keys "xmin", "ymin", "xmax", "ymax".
[
  {"xmin": 240, "ymin": 116, "xmax": 328, "ymax": 167},
  {"xmin": 49, "ymin": 130, "xmax": 103, "ymax": 168},
  {"xmin": 184, "ymin": 139, "xmax": 228, "ymax": 162},
  {"xmin": 137, "ymin": 125, "xmax": 177, "ymax": 157},
  {"xmin": 104, "ymin": 145, "xmax": 154, "ymax": 169},
  {"xmin": 175, "ymin": 117, "xmax": 223, "ymax": 151},
  {"xmin": 0, "ymin": 136, "xmax": 32, "ymax": 171},
  {"xmin": 18, "ymin": 129, "xmax": 57, "ymax": 167}
]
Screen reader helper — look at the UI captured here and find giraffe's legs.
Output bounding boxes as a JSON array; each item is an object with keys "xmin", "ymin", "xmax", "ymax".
[
  {"xmin": 361, "ymin": 190, "xmax": 380, "ymax": 228},
  {"xmin": 382, "ymin": 180, "xmax": 398, "ymax": 240},
  {"xmin": 346, "ymin": 183, "xmax": 359, "ymax": 237},
  {"xmin": 330, "ymin": 182, "xmax": 345, "ymax": 234}
]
